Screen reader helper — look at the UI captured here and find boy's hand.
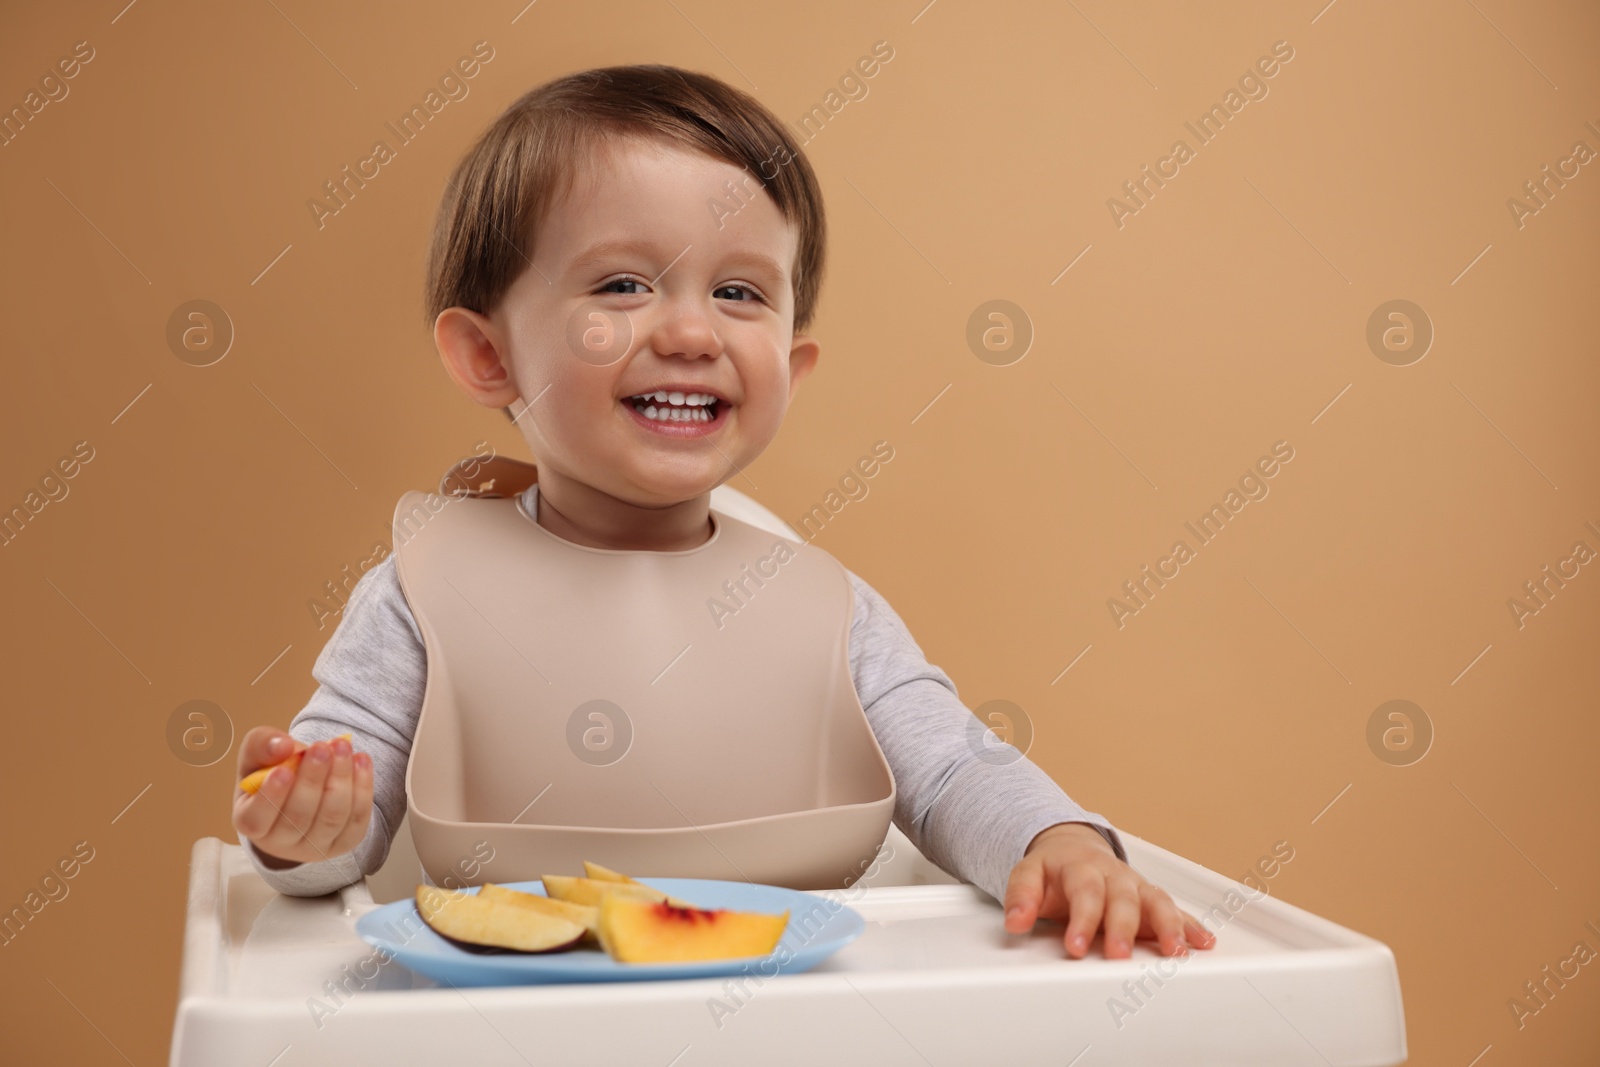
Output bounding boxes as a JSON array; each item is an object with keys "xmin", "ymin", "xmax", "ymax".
[
  {"xmin": 231, "ymin": 727, "xmax": 374, "ymax": 867},
  {"xmin": 1002, "ymin": 822, "xmax": 1217, "ymax": 959}
]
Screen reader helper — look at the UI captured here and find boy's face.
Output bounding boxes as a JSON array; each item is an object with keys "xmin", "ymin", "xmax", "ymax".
[{"xmin": 438, "ymin": 135, "xmax": 819, "ymax": 507}]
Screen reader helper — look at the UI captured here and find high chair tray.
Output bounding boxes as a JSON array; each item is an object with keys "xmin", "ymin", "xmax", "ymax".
[{"xmin": 172, "ymin": 831, "xmax": 1406, "ymax": 1066}]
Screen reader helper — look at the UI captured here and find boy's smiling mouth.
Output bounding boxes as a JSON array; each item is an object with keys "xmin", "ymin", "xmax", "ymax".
[{"xmin": 620, "ymin": 385, "xmax": 730, "ymax": 437}]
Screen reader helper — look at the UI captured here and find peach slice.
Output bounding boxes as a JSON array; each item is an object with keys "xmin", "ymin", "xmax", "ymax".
[
  {"xmin": 415, "ymin": 885, "xmax": 585, "ymax": 953},
  {"xmin": 543, "ymin": 874, "xmax": 697, "ymax": 910},
  {"xmin": 597, "ymin": 895, "xmax": 789, "ymax": 963},
  {"xmin": 582, "ymin": 860, "xmax": 635, "ymax": 884},
  {"xmin": 541, "ymin": 874, "xmax": 667, "ymax": 908},
  {"xmin": 237, "ymin": 732, "xmax": 354, "ymax": 794},
  {"xmin": 478, "ymin": 883, "xmax": 600, "ymax": 940}
]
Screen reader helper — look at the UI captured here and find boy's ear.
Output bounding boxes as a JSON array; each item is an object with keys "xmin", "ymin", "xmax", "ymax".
[
  {"xmin": 435, "ymin": 307, "xmax": 522, "ymax": 410},
  {"xmin": 787, "ymin": 333, "xmax": 821, "ymax": 400}
]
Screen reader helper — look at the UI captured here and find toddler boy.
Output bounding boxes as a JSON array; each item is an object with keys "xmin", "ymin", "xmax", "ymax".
[{"xmin": 231, "ymin": 63, "xmax": 1212, "ymax": 961}]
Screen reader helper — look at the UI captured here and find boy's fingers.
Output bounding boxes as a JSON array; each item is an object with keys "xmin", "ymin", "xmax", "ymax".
[
  {"xmin": 328, "ymin": 752, "xmax": 374, "ymax": 856},
  {"xmin": 1180, "ymin": 908, "xmax": 1217, "ymax": 949},
  {"xmin": 312, "ymin": 740, "xmax": 355, "ymax": 847},
  {"xmin": 1002, "ymin": 855, "xmax": 1045, "ymax": 933},
  {"xmin": 1101, "ymin": 875, "xmax": 1141, "ymax": 958},
  {"xmin": 1139, "ymin": 884, "xmax": 1190, "ymax": 957},
  {"xmin": 238, "ymin": 727, "xmax": 295, "ymax": 775},
  {"xmin": 1061, "ymin": 865, "xmax": 1106, "ymax": 958},
  {"xmin": 232, "ymin": 752, "xmax": 299, "ymax": 840},
  {"xmin": 234, "ymin": 737, "xmax": 372, "ymax": 865},
  {"xmin": 270, "ymin": 742, "xmax": 334, "ymax": 855},
  {"xmin": 250, "ymin": 766, "xmax": 303, "ymax": 848}
]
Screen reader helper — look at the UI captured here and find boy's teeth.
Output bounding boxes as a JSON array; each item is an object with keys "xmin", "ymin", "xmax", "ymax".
[
  {"xmin": 625, "ymin": 389, "xmax": 723, "ymax": 424},
  {"xmin": 638, "ymin": 404, "xmax": 710, "ymax": 422},
  {"xmin": 631, "ymin": 390, "xmax": 714, "ymax": 405}
]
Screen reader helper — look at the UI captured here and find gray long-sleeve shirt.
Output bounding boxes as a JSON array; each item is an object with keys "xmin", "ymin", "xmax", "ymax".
[{"xmin": 241, "ymin": 485, "xmax": 1126, "ymax": 903}]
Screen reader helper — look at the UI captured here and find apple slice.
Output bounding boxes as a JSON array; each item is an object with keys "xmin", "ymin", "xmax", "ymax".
[
  {"xmin": 597, "ymin": 896, "xmax": 789, "ymax": 963},
  {"xmin": 238, "ymin": 732, "xmax": 354, "ymax": 794},
  {"xmin": 478, "ymin": 883, "xmax": 600, "ymax": 940},
  {"xmin": 415, "ymin": 885, "xmax": 585, "ymax": 953},
  {"xmin": 541, "ymin": 874, "xmax": 666, "ymax": 908}
]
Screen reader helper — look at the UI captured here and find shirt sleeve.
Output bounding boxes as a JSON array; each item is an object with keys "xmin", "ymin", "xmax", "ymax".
[
  {"xmin": 843, "ymin": 566, "xmax": 1127, "ymax": 904},
  {"xmin": 239, "ymin": 553, "xmax": 425, "ymax": 897}
]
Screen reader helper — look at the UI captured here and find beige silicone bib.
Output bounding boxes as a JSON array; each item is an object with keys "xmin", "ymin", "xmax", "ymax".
[{"xmin": 393, "ymin": 456, "xmax": 895, "ymax": 891}]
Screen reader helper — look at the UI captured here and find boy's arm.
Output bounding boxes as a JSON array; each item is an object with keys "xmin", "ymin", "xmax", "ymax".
[
  {"xmin": 843, "ymin": 567, "xmax": 1127, "ymax": 904},
  {"xmin": 240, "ymin": 553, "xmax": 425, "ymax": 897}
]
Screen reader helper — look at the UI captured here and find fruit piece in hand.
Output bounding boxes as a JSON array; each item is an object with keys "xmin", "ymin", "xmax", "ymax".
[
  {"xmin": 415, "ymin": 885, "xmax": 585, "ymax": 953},
  {"xmin": 477, "ymin": 883, "xmax": 600, "ymax": 940},
  {"xmin": 238, "ymin": 732, "xmax": 354, "ymax": 793},
  {"xmin": 597, "ymin": 895, "xmax": 789, "ymax": 963}
]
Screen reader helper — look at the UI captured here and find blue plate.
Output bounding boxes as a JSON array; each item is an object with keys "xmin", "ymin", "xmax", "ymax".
[{"xmin": 356, "ymin": 877, "xmax": 865, "ymax": 987}]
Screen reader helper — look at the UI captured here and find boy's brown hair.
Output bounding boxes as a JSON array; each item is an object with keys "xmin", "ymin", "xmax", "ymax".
[{"xmin": 423, "ymin": 64, "xmax": 828, "ymax": 423}]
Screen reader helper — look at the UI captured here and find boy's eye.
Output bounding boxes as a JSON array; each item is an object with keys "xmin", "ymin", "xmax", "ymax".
[
  {"xmin": 600, "ymin": 276, "xmax": 647, "ymax": 295},
  {"xmin": 598, "ymin": 277, "xmax": 766, "ymax": 304},
  {"xmin": 714, "ymin": 284, "xmax": 765, "ymax": 303}
]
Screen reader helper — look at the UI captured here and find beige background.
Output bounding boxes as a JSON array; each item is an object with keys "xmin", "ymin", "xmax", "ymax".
[{"xmin": 2, "ymin": 0, "xmax": 1596, "ymax": 1063}]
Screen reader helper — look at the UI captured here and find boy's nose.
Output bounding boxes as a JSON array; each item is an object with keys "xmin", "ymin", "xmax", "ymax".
[{"xmin": 647, "ymin": 298, "xmax": 724, "ymax": 360}]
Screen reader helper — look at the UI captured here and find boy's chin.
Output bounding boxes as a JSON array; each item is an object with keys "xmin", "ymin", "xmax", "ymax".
[
  {"xmin": 612, "ymin": 466, "xmax": 724, "ymax": 506},
  {"xmin": 634, "ymin": 479, "xmax": 722, "ymax": 507}
]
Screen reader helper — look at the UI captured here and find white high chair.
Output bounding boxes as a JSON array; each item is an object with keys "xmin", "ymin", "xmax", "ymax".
[{"xmin": 171, "ymin": 483, "xmax": 1407, "ymax": 1066}]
